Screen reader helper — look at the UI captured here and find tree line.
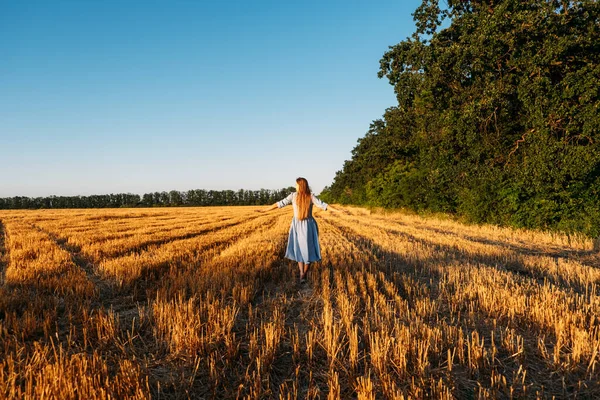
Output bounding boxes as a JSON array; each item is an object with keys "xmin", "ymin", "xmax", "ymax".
[
  {"xmin": 321, "ymin": 0, "xmax": 600, "ymax": 236},
  {"xmin": 0, "ymin": 188, "xmax": 295, "ymax": 209}
]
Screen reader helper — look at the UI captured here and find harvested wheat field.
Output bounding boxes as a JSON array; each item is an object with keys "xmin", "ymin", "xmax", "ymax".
[{"xmin": 0, "ymin": 206, "xmax": 599, "ymax": 399}]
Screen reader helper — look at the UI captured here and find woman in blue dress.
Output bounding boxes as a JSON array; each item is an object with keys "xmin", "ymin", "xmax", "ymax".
[{"xmin": 260, "ymin": 177, "xmax": 337, "ymax": 283}]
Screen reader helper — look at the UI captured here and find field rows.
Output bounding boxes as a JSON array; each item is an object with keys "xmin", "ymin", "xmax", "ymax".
[{"xmin": 0, "ymin": 206, "xmax": 598, "ymax": 399}]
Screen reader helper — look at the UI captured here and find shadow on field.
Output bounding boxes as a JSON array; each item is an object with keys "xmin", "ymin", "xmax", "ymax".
[
  {"xmin": 361, "ymin": 215, "xmax": 599, "ymax": 268},
  {"xmin": 324, "ymin": 217, "xmax": 600, "ymax": 398},
  {"xmin": 327, "ymin": 217, "xmax": 599, "ymax": 297},
  {"xmin": 49, "ymin": 214, "xmax": 260, "ymax": 261},
  {"xmin": 31, "ymin": 213, "xmax": 271, "ymax": 301}
]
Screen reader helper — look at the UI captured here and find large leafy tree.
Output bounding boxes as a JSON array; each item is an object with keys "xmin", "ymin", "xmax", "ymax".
[{"xmin": 323, "ymin": 0, "xmax": 600, "ymax": 235}]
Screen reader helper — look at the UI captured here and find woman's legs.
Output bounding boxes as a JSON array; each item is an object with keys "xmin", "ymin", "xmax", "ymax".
[{"xmin": 297, "ymin": 262, "xmax": 311, "ymax": 281}]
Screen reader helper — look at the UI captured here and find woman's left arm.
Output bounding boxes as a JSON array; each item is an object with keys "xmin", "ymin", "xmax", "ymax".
[
  {"xmin": 311, "ymin": 194, "xmax": 328, "ymax": 210},
  {"xmin": 311, "ymin": 195, "xmax": 347, "ymax": 214}
]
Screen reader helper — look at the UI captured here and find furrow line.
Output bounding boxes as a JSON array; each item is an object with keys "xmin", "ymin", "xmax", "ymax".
[
  {"xmin": 325, "ymin": 216, "xmax": 600, "ymax": 347},
  {"xmin": 326, "ymin": 214, "xmax": 600, "ymax": 296},
  {"xmin": 33, "ymin": 213, "xmax": 283, "ymax": 325},
  {"xmin": 32, "ymin": 224, "xmax": 113, "ymax": 301},
  {"xmin": 39, "ymin": 213, "xmax": 265, "ymax": 263},
  {"xmin": 92, "ymin": 213, "xmax": 266, "ymax": 260},
  {"xmin": 343, "ymin": 212, "xmax": 597, "ymax": 266}
]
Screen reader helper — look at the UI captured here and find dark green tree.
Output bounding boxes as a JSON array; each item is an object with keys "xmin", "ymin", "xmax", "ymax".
[{"xmin": 326, "ymin": 0, "xmax": 600, "ymax": 235}]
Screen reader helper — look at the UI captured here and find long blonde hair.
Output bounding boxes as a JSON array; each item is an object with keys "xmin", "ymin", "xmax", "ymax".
[{"xmin": 296, "ymin": 177, "xmax": 311, "ymax": 220}]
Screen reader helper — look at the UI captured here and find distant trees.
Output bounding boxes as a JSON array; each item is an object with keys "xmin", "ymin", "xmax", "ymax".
[
  {"xmin": 322, "ymin": 0, "xmax": 600, "ymax": 236},
  {"xmin": 0, "ymin": 193, "xmax": 142, "ymax": 209},
  {"xmin": 0, "ymin": 187, "xmax": 296, "ymax": 209}
]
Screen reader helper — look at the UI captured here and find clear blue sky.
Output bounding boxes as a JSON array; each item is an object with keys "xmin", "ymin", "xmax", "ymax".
[{"xmin": 1, "ymin": 0, "xmax": 422, "ymax": 197}]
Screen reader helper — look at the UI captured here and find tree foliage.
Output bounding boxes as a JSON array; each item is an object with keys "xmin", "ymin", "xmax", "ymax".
[
  {"xmin": 322, "ymin": 0, "xmax": 600, "ymax": 236},
  {"xmin": 0, "ymin": 187, "xmax": 295, "ymax": 209}
]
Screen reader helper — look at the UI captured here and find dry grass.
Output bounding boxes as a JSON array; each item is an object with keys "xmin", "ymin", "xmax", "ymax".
[{"xmin": 0, "ymin": 206, "xmax": 599, "ymax": 399}]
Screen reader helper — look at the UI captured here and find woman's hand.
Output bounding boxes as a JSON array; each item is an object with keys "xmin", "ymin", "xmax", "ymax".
[
  {"xmin": 328, "ymin": 205, "xmax": 350, "ymax": 216},
  {"xmin": 257, "ymin": 203, "xmax": 279, "ymax": 213}
]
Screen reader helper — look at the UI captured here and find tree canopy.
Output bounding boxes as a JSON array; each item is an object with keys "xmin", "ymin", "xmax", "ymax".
[{"xmin": 322, "ymin": 0, "xmax": 600, "ymax": 236}]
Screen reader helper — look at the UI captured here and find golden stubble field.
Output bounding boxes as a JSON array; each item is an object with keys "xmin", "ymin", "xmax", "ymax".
[{"xmin": 0, "ymin": 205, "xmax": 599, "ymax": 399}]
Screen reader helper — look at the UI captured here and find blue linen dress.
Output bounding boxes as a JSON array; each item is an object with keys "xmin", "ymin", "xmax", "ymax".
[{"xmin": 277, "ymin": 192, "xmax": 328, "ymax": 263}]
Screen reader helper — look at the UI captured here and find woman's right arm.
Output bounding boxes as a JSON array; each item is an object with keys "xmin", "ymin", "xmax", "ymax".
[
  {"xmin": 257, "ymin": 193, "xmax": 294, "ymax": 213},
  {"xmin": 319, "ymin": 203, "xmax": 347, "ymax": 215},
  {"xmin": 257, "ymin": 203, "xmax": 279, "ymax": 213}
]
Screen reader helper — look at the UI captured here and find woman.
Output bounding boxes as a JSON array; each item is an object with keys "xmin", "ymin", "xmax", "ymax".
[{"xmin": 260, "ymin": 177, "xmax": 336, "ymax": 283}]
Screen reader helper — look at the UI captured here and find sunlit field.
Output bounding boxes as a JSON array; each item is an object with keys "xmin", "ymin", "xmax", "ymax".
[{"xmin": 0, "ymin": 206, "xmax": 599, "ymax": 399}]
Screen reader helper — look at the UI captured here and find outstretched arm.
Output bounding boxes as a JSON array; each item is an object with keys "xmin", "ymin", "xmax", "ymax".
[
  {"xmin": 311, "ymin": 195, "xmax": 347, "ymax": 215},
  {"xmin": 324, "ymin": 204, "xmax": 350, "ymax": 215},
  {"xmin": 257, "ymin": 193, "xmax": 294, "ymax": 213},
  {"xmin": 325, "ymin": 204, "xmax": 341, "ymax": 213},
  {"xmin": 257, "ymin": 203, "xmax": 279, "ymax": 213},
  {"xmin": 311, "ymin": 194, "xmax": 328, "ymax": 211}
]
